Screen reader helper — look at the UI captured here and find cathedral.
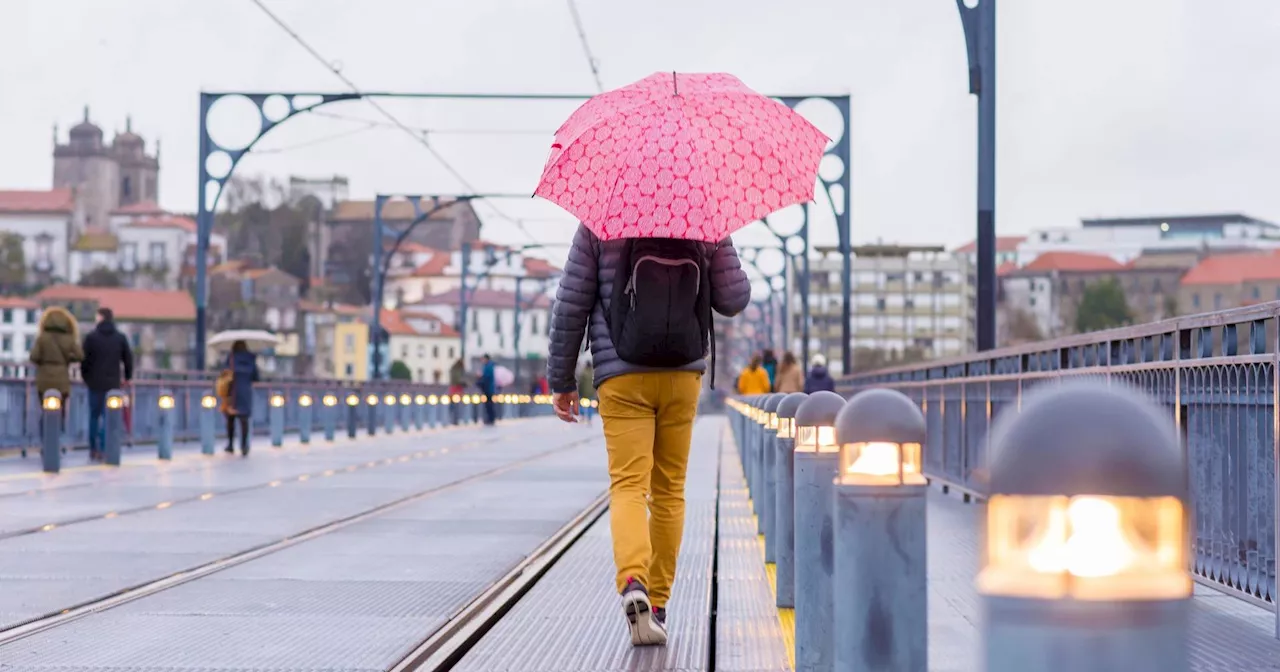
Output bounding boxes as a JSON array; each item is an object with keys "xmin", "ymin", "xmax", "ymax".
[{"xmin": 52, "ymin": 106, "xmax": 160, "ymax": 231}]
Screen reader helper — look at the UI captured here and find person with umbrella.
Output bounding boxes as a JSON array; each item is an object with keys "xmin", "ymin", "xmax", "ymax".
[
  {"xmin": 540, "ymin": 72, "xmax": 826, "ymax": 646},
  {"xmin": 476, "ymin": 354, "xmax": 497, "ymax": 426},
  {"xmin": 221, "ymin": 340, "xmax": 260, "ymax": 455}
]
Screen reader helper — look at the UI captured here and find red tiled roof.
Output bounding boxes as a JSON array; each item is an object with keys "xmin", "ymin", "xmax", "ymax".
[
  {"xmin": 996, "ymin": 261, "xmax": 1017, "ymax": 277},
  {"xmin": 955, "ymin": 236, "xmax": 1025, "ymax": 254},
  {"xmin": 523, "ymin": 257, "xmax": 561, "ymax": 278},
  {"xmin": 0, "ymin": 296, "xmax": 38, "ymax": 310},
  {"xmin": 1022, "ymin": 252, "xmax": 1124, "ymax": 273},
  {"xmin": 381, "ymin": 310, "xmax": 460, "ymax": 338},
  {"xmin": 413, "ymin": 288, "xmax": 552, "ymax": 310},
  {"xmin": 1182, "ymin": 253, "xmax": 1280, "ymax": 285},
  {"xmin": 35, "ymin": 285, "xmax": 195, "ymax": 322},
  {"xmin": 0, "ymin": 189, "xmax": 74, "ymax": 214},
  {"xmin": 125, "ymin": 216, "xmax": 197, "ymax": 233},
  {"xmin": 111, "ymin": 200, "xmax": 165, "ymax": 216}
]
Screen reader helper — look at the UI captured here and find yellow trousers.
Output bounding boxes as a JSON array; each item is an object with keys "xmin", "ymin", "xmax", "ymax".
[{"xmin": 597, "ymin": 371, "xmax": 702, "ymax": 608}]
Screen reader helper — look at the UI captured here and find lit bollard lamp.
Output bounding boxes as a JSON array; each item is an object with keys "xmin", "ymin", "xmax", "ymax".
[
  {"xmin": 414, "ymin": 394, "xmax": 426, "ymax": 430},
  {"xmin": 156, "ymin": 390, "xmax": 176, "ymax": 460},
  {"xmin": 297, "ymin": 392, "xmax": 313, "ymax": 444},
  {"xmin": 366, "ymin": 393, "xmax": 379, "ymax": 436},
  {"xmin": 832, "ymin": 389, "xmax": 929, "ymax": 672},
  {"xmin": 792, "ymin": 390, "xmax": 847, "ymax": 672},
  {"xmin": 40, "ymin": 390, "xmax": 62, "ymax": 473},
  {"xmin": 104, "ymin": 390, "xmax": 125, "ymax": 466},
  {"xmin": 384, "ymin": 394, "xmax": 398, "ymax": 434},
  {"xmin": 773, "ymin": 392, "xmax": 808, "ymax": 609},
  {"xmin": 978, "ymin": 380, "xmax": 1190, "ymax": 672},
  {"xmin": 761, "ymin": 393, "xmax": 786, "ymax": 555},
  {"xmin": 322, "ymin": 393, "xmax": 338, "ymax": 441},
  {"xmin": 428, "ymin": 395, "xmax": 440, "ymax": 428},
  {"xmin": 345, "ymin": 393, "xmax": 360, "ymax": 439},
  {"xmin": 269, "ymin": 391, "xmax": 285, "ymax": 447},
  {"xmin": 200, "ymin": 393, "xmax": 218, "ymax": 455},
  {"xmin": 463, "ymin": 394, "xmax": 474, "ymax": 424},
  {"xmin": 399, "ymin": 393, "xmax": 412, "ymax": 430}
]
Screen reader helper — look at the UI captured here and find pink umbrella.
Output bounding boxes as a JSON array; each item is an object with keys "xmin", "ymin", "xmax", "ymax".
[{"xmin": 535, "ymin": 72, "xmax": 829, "ymax": 243}]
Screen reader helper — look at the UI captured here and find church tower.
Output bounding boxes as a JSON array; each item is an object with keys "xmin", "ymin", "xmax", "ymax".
[
  {"xmin": 52, "ymin": 107, "xmax": 160, "ymax": 231},
  {"xmin": 111, "ymin": 116, "xmax": 160, "ymax": 208}
]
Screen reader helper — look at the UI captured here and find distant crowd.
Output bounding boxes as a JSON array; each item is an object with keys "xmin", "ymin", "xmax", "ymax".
[{"xmin": 735, "ymin": 349, "xmax": 835, "ymax": 395}]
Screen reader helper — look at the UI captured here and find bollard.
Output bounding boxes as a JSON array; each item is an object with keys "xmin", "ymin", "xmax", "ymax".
[
  {"xmin": 774, "ymin": 392, "xmax": 808, "ymax": 608},
  {"xmin": 414, "ymin": 394, "xmax": 426, "ymax": 430},
  {"xmin": 979, "ymin": 380, "xmax": 1191, "ymax": 672},
  {"xmin": 792, "ymin": 390, "xmax": 846, "ymax": 672},
  {"xmin": 761, "ymin": 393, "xmax": 785, "ymax": 562},
  {"xmin": 345, "ymin": 393, "xmax": 360, "ymax": 439},
  {"xmin": 322, "ymin": 393, "xmax": 338, "ymax": 442},
  {"xmin": 398, "ymin": 393, "xmax": 411, "ymax": 431},
  {"xmin": 104, "ymin": 390, "xmax": 125, "ymax": 466},
  {"xmin": 156, "ymin": 389, "xmax": 175, "ymax": 460},
  {"xmin": 298, "ymin": 392, "xmax": 313, "ymax": 444},
  {"xmin": 382, "ymin": 394, "xmax": 396, "ymax": 434},
  {"xmin": 462, "ymin": 395, "xmax": 473, "ymax": 425},
  {"xmin": 40, "ymin": 390, "xmax": 62, "ymax": 473},
  {"xmin": 200, "ymin": 393, "xmax": 218, "ymax": 455},
  {"xmin": 366, "ymin": 393, "xmax": 379, "ymax": 436},
  {"xmin": 832, "ymin": 389, "xmax": 929, "ymax": 672},
  {"xmin": 428, "ymin": 395, "xmax": 440, "ymax": 428},
  {"xmin": 269, "ymin": 391, "xmax": 285, "ymax": 447}
]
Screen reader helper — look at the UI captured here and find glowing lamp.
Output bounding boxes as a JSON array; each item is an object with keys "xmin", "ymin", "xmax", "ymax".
[
  {"xmin": 107, "ymin": 395, "xmax": 124, "ymax": 410},
  {"xmin": 834, "ymin": 389, "xmax": 926, "ymax": 487},
  {"xmin": 976, "ymin": 380, "xmax": 1190, "ymax": 602},
  {"xmin": 384, "ymin": 394, "xmax": 397, "ymax": 406},
  {"xmin": 428, "ymin": 395, "xmax": 439, "ymax": 405},
  {"xmin": 451, "ymin": 394, "xmax": 462, "ymax": 403},
  {"xmin": 415, "ymin": 394, "xmax": 427, "ymax": 405},
  {"xmin": 462, "ymin": 395, "xmax": 472, "ymax": 405},
  {"xmin": 763, "ymin": 393, "xmax": 784, "ymax": 431},
  {"xmin": 793, "ymin": 391, "xmax": 845, "ymax": 453},
  {"xmin": 775, "ymin": 392, "xmax": 807, "ymax": 439},
  {"xmin": 346, "ymin": 394, "xmax": 359, "ymax": 406},
  {"xmin": 400, "ymin": 394, "xmax": 411, "ymax": 406},
  {"xmin": 42, "ymin": 391, "xmax": 61, "ymax": 411},
  {"xmin": 158, "ymin": 393, "xmax": 176, "ymax": 410},
  {"xmin": 201, "ymin": 395, "xmax": 218, "ymax": 409},
  {"xmin": 323, "ymin": 394, "xmax": 338, "ymax": 407},
  {"xmin": 269, "ymin": 393, "xmax": 285, "ymax": 408},
  {"xmin": 366, "ymin": 394, "xmax": 379, "ymax": 406}
]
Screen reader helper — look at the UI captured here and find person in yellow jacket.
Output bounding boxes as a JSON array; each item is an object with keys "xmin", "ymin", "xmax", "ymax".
[{"xmin": 736, "ymin": 355, "xmax": 772, "ymax": 394}]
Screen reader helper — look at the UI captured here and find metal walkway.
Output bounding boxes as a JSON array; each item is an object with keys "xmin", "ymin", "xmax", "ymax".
[{"xmin": 0, "ymin": 415, "xmax": 1275, "ymax": 670}]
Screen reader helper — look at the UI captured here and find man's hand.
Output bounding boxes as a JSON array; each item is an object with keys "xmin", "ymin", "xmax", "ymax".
[{"xmin": 553, "ymin": 391, "xmax": 580, "ymax": 423}]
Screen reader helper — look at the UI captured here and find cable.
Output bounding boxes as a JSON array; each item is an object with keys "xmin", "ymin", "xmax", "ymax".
[
  {"xmin": 248, "ymin": 0, "xmax": 539, "ymax": 241},
  {"xmin": 566, "ymin": 0, "xmax": 605, "ymax": 93},
  {"xmin": 308, "ymin": 110, "xmax": 549, "ymax": 136},
  {"xmin": 253, "ymin": 123, "xmax": 380, "ymax": 154}
]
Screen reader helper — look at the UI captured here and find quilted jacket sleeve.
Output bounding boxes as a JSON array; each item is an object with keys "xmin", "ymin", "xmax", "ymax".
[
  {"xmin": 709, "ymin": 239, "xmax": 751, "ymax": 318},
  {"xmin": 547, "ymin": 225, "xmax": 599, "ymax": 394}
]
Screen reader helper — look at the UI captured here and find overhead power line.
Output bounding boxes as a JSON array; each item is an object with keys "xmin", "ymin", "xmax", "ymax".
[
  {"xmin": 566, "ymin": 0, "xmax": 605, "ymax": 93},
  {"xmin": 247, "ymin": 0, "xmax": 538, "ymax": 242}
]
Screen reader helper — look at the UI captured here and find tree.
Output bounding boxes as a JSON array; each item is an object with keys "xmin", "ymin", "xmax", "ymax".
[
  {"xmin": 79, "ymin": 267, "xmax": 124, "ymax": 288},
  {"xmin": 1075, "ymin": 278, "xmax": 1133, "ymax": 333},
  {"xmin": 0, "ymin": 233, "xmax": 24, "ymax": 291},
  {"xmin": 1003, "ymin": 307, "xmax": 1043, "ymax": 344},
  {"xmin": 216, "ymin": 175, "xmax": 314, "ymax": 286},
  {"xmin": 389, "ymin": 359, "xmax": 413, "ymax": 381}
]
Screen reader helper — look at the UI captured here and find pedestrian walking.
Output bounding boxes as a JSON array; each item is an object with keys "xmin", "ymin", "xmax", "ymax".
[
  {"xmin": 223, "ymin": 340, "xmax": 259, "ymax": 456},
  {"xmin": 448, "ymin": 358, "xmax": 466, "ymax": 424},
  {"xmin": 736, "ymin": 356, "xmax": 772, "ymax": 395},
  {"xmin": 476, "ymin": 354, "xmax": 497, "ymax": 425},
  {"xmin": 536, "ymin": 70, "xmax": 826, "ymax": 648},
  {"xmin": 804, "ymin": 353, "xmax": 836, "ymax": 394},
  {"xmin": 80, "ymin": 307, "xmax": 132, "ymax": 461},
  {"xmin": 774, "ymin": 351, "xmax": 803, "ymax": 393},
  {"xmin": 29, "ymin": 305, "xmax": 83, "ymax": 429},
  {"xmin": 761, "ymin": 349, "xmax": 778, "ymax": 391}
]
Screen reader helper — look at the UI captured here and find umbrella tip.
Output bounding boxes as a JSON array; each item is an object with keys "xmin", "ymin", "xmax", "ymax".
[{"xmin": 672, "ymin": 71, "xmax": 678, "ymax": 96}]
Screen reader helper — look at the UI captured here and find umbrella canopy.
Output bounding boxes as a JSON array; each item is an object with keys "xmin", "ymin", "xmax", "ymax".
[
  {"xmin": 207, "ymin": 329, "xmax": 281, "ymax": 352},
  {"xmin": 494, "ymin": 365, "xmax": 514, "ymax": 388},
  {"xmin": 535, "ymin": 72, "xmax": 828, "ymax": 243}
]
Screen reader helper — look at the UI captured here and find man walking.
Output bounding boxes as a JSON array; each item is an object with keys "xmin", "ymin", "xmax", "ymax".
[
  {"xmin": 548, "ymin": 225, "xmax": 750, "ymax": 646},
  {"xmin": 81, "ymin": 308, "xmax": 133, "ymax": 461},
  {"xmin": 477, "ymin": 354, "xmax": 497, "ymax": 425}
]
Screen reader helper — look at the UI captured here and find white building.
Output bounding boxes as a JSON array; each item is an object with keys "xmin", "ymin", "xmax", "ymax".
[
  {"xmin": 0, "ymin": 297, "xmax": 40, "ymax": 363},
  {"xmin": 1016, "ymin": 214, "xmax": 1280, "ymax": 265},
  {"xmin": 382, "ymin": 310, "xmax": 461, "ymax": 384},
  {"xmin": 0, "ymin": 190, "xmax": 77, "ymax": 285},
  {"xmin": 382, "ymin": 241, "xmax": 560, "ymax": 309},
  {"xmin": 404, "ymin": 288, "xmax": 551, "ymax": 372}
]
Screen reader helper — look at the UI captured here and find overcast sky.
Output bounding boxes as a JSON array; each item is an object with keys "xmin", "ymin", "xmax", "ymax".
[{"xmin": 2, "ymin": 0, "xmax": 1277, "ymax": 254}]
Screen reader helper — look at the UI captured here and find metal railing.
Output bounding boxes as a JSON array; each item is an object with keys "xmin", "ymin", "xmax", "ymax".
[{"xmin": 839, "ymin": 302, "xmax": 1280, "ymax": 618}]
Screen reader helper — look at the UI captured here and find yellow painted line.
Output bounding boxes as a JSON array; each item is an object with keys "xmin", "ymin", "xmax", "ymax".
[{"xmin": 746, "ymin": 502, "xmax": 796, "ymax": 669}]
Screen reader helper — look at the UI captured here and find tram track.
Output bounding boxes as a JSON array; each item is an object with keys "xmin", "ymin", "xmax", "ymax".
[{"xmin": 0, "ymin": 432, "xmax": 599, "ymax": 647}]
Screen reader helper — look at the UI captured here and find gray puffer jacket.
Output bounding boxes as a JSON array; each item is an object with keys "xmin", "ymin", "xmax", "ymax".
[{"xmin": 548, "ymin": 224, "xmax": 751, "ymax": 394}]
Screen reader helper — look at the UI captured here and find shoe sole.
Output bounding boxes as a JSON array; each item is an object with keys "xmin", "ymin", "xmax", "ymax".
[{"xmin": 622, "ymin": 590, "xmax": 667, "ymax": 646}]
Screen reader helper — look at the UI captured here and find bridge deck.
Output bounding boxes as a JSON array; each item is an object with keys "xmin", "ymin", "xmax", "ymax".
[{"xmin": 0, "ymin": 416, "xmax": 1272, "ymax": 670}]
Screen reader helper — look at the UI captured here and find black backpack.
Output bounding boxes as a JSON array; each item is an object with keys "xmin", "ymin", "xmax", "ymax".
[{"xmin": 609, "ymin": 238, "xmax": 716, "ymax": 386}]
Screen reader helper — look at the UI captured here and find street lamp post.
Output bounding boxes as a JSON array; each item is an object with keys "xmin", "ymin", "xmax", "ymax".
[
  {"xmin": 978, "ymin": 380, "xmax": 1190, "ymax": 672},
  {"xmin": 832, "ymin": 388, "xmax": 929, "ymax": 672},
  {"xmin": 956, "ymin": 0, "xmax": 997, "ymax": 351}
]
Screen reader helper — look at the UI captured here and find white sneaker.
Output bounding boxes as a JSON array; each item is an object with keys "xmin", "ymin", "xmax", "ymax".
[{"xmin": 621, "ymin": 578, "xmax": 667, "ymax": 646}]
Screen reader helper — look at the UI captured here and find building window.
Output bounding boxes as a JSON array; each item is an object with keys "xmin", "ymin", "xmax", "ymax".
[
  {"xmin": 448, "ymin": 346, "xmax": 456, "ymax": 359},
  {"xmin": 494, "ymin": 312, "xmax": 501, "ymax": 332},
  {"xmin": 433, "ymin": 370, "xmax": 442, "ymax": 383},
  {"xmin": 149, "ymin": 242, "xmax": 165, "ymax": 266},
  {"xmin": 400, "ymin": 345, "xmax": 408, "ymax": 358},
  {"xmin": 1, "ymin": 336, "xmax": 9, "ymax": 352},
  {"xmin": 417, "ymin": 344, "xmax": 425, "ymax": 358},
  {"xmin": 24, "ymin": 336, "xmax": 33, "ymax": 352},
  {"xmin": 417, "ymin": 368, "xmax": 424, "ymax": 381},
  {"xmin": 530, "ymin": 314, "xmax": 539, "ymax": 334},
  {"xmin": 345, "ymin": 363, "xmax": 354, "ymax": 377},
  {"xmin": 25, "ymin": 310, "xmax": 33, "ymax": 324},
  {"xmin": 1, "ymin": 309, "xmax": 9, "ymax": 324},
  {"xmin": 875, "ymin": 298, "xmax": 886, "ymax": 312},
  {"xmin": 904, "ymin": 298, "xmax": 915, "ymax": 310},
  {"xmin": 344, "ymin": 334, "xmax": 355, "ymax": 354},
  {"xmin": 432, "ymin": 345, "xmax": 439, "ymax": 358},
  {"xmin": 121, "ymin": 176, "xmax": 132, "ymax": 200},
  {"xmin": 1192, "ymin": 294, "xmax": 1200, "ymax": 309},
  {"xmin": 1252, "ymin": 286, "xmax": 1261, "ymax": 300},
  {"xmin": 35, "ymin": 236, "xmax": 52, "ymax": 267}
]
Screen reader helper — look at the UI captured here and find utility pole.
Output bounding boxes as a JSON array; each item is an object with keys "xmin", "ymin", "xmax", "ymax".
[{"xmin": 957, "ymin": 0, "xmax": 998, "ymax": 351}]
